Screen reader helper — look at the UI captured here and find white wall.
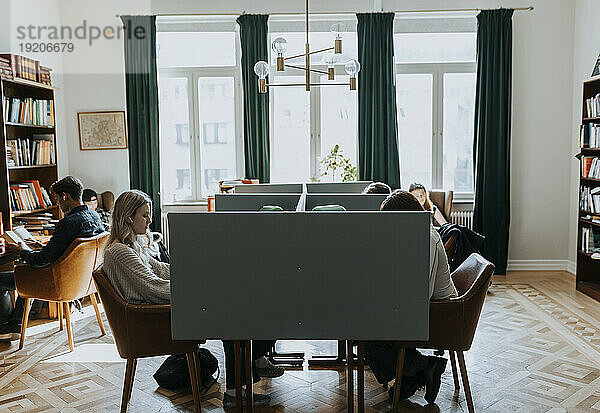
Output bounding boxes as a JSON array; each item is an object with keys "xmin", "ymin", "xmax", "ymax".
[
  {"xmin": 14, "ymin": 0, "xmax": 577, "ymax": 265},
  {"xmin": 569, "ymin": 0, "xmax": 600, "ymax": 265}
]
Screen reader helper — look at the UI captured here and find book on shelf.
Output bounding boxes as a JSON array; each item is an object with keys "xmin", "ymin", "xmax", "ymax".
[
  {"xmin": 38, "ymin": 66, "xmax": 52, "ymax": 85},
  {"xmin": 580, "ymin": 186, "xmax": 600, "ymax": 213},
  {"xmin": 6, "ymin": 137, "xmax": 55, "ymax": 166},
  {"xmin": 12, "ymin": 213, "xmax": 56, "ymax": 234},
  {"xmin": 586, "ymin": 93, "xmax": 600, "ymax": 118},
  {"xmin": 0, "ymin": 54, "xmax": 39, "ymax": 82},
  {"xmin": 582, "ymin": 225, "xmax": 600, "ymax": 253},
  {"xmin": 9, "ymin": 180, "xmax": 52, "ymax": 212},
  {"xmin": 580, "ymin": 123, "xmax": 600, "ymax": 148},
  {"xmin": 2, "ymin": 96, "xmax": 54, "ymax": 126},
  {"xmin": 0, "ymin": 56, "xmax": 13, "ymax": 80}
]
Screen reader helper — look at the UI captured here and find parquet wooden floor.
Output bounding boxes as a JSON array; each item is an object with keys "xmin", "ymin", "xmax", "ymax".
[{"xmin": 1, "ymin": 271, "xmax": 600, "ymax": 412}]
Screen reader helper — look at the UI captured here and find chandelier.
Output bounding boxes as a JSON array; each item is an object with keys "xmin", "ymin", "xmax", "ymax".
[{"xmin": 253, "ymin": 0, "xmax": 361, "ymax": 93}]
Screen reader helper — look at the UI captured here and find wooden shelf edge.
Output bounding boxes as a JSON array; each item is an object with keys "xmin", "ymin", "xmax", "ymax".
[
  {"xmin": 4, "ymin": 122, "xmax": 55, "ymax": 129},
  {"xmin": 1, "ymin": 77, "xmax": 57, "ymax": 91},
  {"xmin": 576, "ymin": 281, "xmax": 600, "ymax": 302},
  {"xmin": 11, "ymin": 205, "xmax": 58, "ymax": 217},
  {"xmin": 9, "ymin": 164, "xmax": 57, "ymax": 170}
]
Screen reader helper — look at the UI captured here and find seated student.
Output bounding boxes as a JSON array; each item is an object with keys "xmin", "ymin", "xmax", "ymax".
[
  {"xmin": 365, "ymin": 190, "xmax": 457, "ymax": 404},
  {"xmin": 102, "ymin": 190, "xmax": 283, "ymax": 408},
  {"xmin": 83, "ymin": 189, "xmax": 111, "ymax": 231},
  {"xmin": 362, "ymin": 182, "xmax": 392, "ymax": 194},
  {"xmin": 408, "ymin": 183, "xmax": 448, "ymax": 226},
  {"xmin": 0, "ymin": 176, "xmax": 106, "ymax": 340}
]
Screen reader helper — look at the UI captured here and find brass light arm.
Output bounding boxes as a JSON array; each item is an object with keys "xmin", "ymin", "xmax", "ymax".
[
  {"xmin": 284, "ymin": 46, "xmax": 335, "ymax": 61},
  {"xmin": 266, "ymin": 82, "xmax": 351, "ymax": 87},
  {"xmin": 285, "ymin": 64, "xmax": 329, "ymax": 75}
]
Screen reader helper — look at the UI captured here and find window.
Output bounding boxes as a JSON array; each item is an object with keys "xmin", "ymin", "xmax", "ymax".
[
  {"xmin": 394, "ymin": 31, "xmax": 476, "ymax": 195},
  {"xmin": 158, "ymin": 28, "xmax": 242, "ymax": 202},
  {"xmin": 269, "ymin": 23, "xmax": 359, "ymax": 182}
]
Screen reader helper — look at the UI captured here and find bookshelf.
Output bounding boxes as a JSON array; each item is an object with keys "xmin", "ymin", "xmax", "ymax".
[
  {"xmin": 0, "ymin": 74, "xmax": 59, "ymax": 236},
  {"xmin": 577, "ymin": 75, "xmax": 600, "ymax": 302}
]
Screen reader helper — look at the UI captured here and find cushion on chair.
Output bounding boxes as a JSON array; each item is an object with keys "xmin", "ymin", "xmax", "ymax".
[
  {"xmin": 311, "ymin": 205, "xmax": 347, "ymax": 211},
  {"xmin": 259, "ymin": 205, "xmax": 284, "ymax": 211}
]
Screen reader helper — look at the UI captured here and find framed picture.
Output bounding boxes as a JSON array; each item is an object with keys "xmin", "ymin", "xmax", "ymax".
[{"xmin": 77, "ymin": 111, "xmax": 128, "ymax": 150}]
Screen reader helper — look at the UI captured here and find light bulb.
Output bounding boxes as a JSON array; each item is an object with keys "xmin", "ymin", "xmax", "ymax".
[
  {"xmin": 254, "ymin": 61, "xmax": 269, "ymax": 79},
  {"xmin": 344, "ymin": 59, "xmax": 361, "ymax": 77},
  {"xmin": 330, "ymin": 22, "xmax": 346, "ymax": 40},
  {"xmin": 323, "ymin": 54, "xmax": 337, "ymax": 68},
  {"xmin": 271, "ymin": 37, "xmax": 288, "ymax": 55}
]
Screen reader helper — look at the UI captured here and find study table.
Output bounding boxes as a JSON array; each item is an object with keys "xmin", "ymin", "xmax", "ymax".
[{"xmin": 168, "ymin": 211, "xmax": 431, "ymax": 412}]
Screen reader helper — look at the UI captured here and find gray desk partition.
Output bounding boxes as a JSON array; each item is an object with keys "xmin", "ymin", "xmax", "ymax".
[
  {"xmin": 306, "ymin": 194, "xmax": 388, "ymax": 211},
  {"xmin": 234, "ymin": 183, "xmax": 303, "ymax": 193},
  {"xmin": 215, "ymin": 194, "xmax": 301, "ymax": 211},
  {"xmin": 169, "ymin": 211, "xmax": 430, "ymax": 341},
  {"xmin": 305, "ymin": 181, "xmax": 372, "ymax": 193}
]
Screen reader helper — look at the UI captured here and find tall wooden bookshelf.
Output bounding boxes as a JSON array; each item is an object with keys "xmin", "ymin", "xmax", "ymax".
[
  {"xmin": 577, "ymin": 75, "xmax": 600, "ymax": 302},
  {"xmin": 0, "ymin": 77, "xmax": 59, "ymax": 238}
]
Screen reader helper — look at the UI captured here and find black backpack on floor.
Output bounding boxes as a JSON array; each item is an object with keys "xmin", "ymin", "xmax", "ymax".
[{"xmin": 153, "ymin": 346, "xmax": 219, "ymax": 390}]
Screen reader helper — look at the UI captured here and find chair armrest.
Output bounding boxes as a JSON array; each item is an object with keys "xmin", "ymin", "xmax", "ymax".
[{"xmin": 14, "ymin": 264, "xmax": 56, "ymax": 299}]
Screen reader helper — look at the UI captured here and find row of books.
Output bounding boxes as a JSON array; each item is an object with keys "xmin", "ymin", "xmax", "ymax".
[
  {"xmin": 0, "ymin": 57, "xmax": 12, "ymax": 81},
  {"xmin": 3, "ymin": 96, "xmax": 55, "ymax": 126},
  {"xmin": 581, "ymin": 156, "xmax": 600, "ymax": 179},
  {"xmin": 9, "ymin": 180, "xmax": 52, "ymax": 212},
  {"xmin": 581, "ymin": 225, "xmax": 600, "ymax": 254},
  {"xmin": 580, "ymin": 123, "xmax": 600, "ymax": 148},
  {"xmin": 0, "ymin": 54, "xmax": 51, "ymax": 84},
  {"xmin": 6, "ymin": 137, "xmax": 55, "ymax": 167},
  {"xmin": 12, "ymin": 213, "xmax": 57, "ymax": 233},
  {"xmin": 580, "ymin": 186, "xmax": 600, "ymax": 213},
  {"xmin": 586, "ymin": 93, "xmax": 600, "ymax": 118}
]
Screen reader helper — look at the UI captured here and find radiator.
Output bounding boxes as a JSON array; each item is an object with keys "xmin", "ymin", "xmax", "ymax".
[{"xmin": 450, "ymin": 210, "xmax": 474, "ymax": 229}]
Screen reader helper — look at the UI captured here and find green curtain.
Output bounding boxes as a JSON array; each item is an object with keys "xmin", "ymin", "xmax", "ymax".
[
  {"xmin": 472, "ymin": 9, "xmax": 514, "ymax": 274},
  {"xmin": 120, "ymin": 16, "xmax": 161, "ymax": 232},
  {"xmin": 357, "ymin": 13, "xmax": 400, "ymax": 189},
  {"xmin": 237, "ymin": 14, "xmax": 270, "ymax": 183}
]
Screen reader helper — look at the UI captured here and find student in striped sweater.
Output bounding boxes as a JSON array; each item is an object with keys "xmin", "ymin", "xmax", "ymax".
[{"xmin": 102, "ymin": 190, "xmax": 283, "ymax": 407}]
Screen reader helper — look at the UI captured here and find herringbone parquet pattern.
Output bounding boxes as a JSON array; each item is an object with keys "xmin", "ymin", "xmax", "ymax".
[{"xmin": 1, "ymin": 272, "xmax": 600, "ymax": 412}]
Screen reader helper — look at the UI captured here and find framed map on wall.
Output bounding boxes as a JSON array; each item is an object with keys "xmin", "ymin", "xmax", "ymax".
[{"xmin": 77, "ymin": 111, "xmax": 128, "ymax": 150}]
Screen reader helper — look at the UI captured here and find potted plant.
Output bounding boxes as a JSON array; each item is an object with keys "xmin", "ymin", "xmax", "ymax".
[{"xmin": 317, "ymin": 144, "xmax": 357, "ymax": 182}]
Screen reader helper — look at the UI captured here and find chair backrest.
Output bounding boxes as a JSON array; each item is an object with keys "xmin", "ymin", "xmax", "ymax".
[
  {"xmin": 97, "ymin": 191, "xmax": 115, "ymax": 211},
  {"xmin": 443, "ymin": 232, "xmax": 458, "ymax": 262},
  {"xmin": 51, "ymin": 232, "xmax": 109, "ymax": 301},
  {"xmin": 429, "ymin": 189, "xmax": 453, "ymax": 222}
]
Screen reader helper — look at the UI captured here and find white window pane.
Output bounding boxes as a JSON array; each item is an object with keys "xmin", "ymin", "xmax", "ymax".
[
  {"xmin": 271, "ymin": 75, "xmax": 310, "ymax": 183},
  {"xmin": 159, "ymin": 77, "xmax": 192, "ymax": 202},
  {"xmin": 198, "ymin": 77, "xmax": 237, "ymax": 197},
  {"xmin": 396, "ymin": 74, "xmax": 432, "ymax": 188},
  {"xmin": 443, "ymin": 73, "xmax": 476, "ymax": 192},
  {"xmin": 157, "ymin": 32, "xmax": 236, "ymax": 67},
  {"xmin": 270, "ymin": 32, "xmax": 358, "ymax": 66},
  {"xmin": 320, "ymin": 75, "xmax": 357, "ymax": 182},
  {"xmin": 394, "ymin": 33, "xmax": 476, "ymax": 63}
]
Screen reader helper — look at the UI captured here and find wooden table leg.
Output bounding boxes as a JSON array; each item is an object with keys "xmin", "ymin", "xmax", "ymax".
[
  {"xmin": 347, "ymin": 340, "xmax": 354, "ymax": 413},
  {"xmin": 357, "ymin": 342, "xmax": 364, "ymax": 413},
  {"xmin": 244, "ymin": 340, "xmax": 254, "ymax": 412},
  {"xmin": 234, "ymin": 340, "xmax": 242, "ymax": 413},
  {"xmin": 392, "ymin": 348, "xmax": 405, "ymax": 413}
]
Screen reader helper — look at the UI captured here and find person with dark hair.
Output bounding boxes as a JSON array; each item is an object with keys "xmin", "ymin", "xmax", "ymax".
[
  {"xmin": 362, "ymin": 182, "xmax": 392, "ymax": 194},
  {"xmin": 0, "ymin": 176, "xmax": 105, "ymax": 340},
  {"xmin": 408, "ymin": 183, "xmax": 448, "ymax": 226},
  {"xmin": 83, "ymin": 189, "xmax": 111, "ymax": 230},
  {"xmin": 365, "ymin": 190, "xmax": 457, "ymax": 404}
]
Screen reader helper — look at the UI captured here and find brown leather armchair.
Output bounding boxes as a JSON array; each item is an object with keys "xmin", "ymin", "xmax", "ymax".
[
  {"xmin": 97, "ymin": 191, "xmax": 115, "ymax": 212},
  {"xmin": 92, "ymin": 268, "xmax": 203, "ymax": 413},
  {"xmin": 429, "ymin": 189, "xmax": 453, "ymax": 225},
  {"xmin": 15, "ymin": 232, "xmax": 109, "ymax": 351},
  {"xmin": 390, "ymin": 253, "xmax": 495, "ymax": 413}
]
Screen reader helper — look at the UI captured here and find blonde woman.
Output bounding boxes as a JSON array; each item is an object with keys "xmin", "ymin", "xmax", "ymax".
[{"xmin": 103, "ymin": 190, "xmax": 170, "ymax": 304}]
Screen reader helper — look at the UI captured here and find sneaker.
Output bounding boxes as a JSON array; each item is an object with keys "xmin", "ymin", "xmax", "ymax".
[
  {"xmin": 255, "ymin": 358, "xmax": 285, "ymax": 378},
  {"xmin": 423, "ymin": 356, "xmax": 447, "ymax": 404},
  {"xmin": 223, "ymin": 390, "xmax": 271, "ymax": 408},
  {"xmin": 0, "ymin": 320, "xmax": 21, "ymax": 341}
]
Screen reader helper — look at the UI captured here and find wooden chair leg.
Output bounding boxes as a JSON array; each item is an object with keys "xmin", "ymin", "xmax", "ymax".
[
  {"xmin": 186, "ymin": 351, "xmax": 202, "ymax": 413},
  {"xmin": 58, "ymin": 301, "xmax": 63, "ymax": 331},
  {"xmin": 457, "ymin": 351, "xmax": 474, "ymax": 413},
  {"xmin": 121, "ymin": 358, "xmax": 137, "ymax": 413},
  {"xmin": 63, "ymin": 302, "xmax": 74, "ymax": 352},
  {"xmin": 234, "ymin": 340, "xmax": 242, "ymax": 413},
  {"xmin": 347, "ymin": 340, "xmax": 354, "ymax": 413},
  {"xmin": 357, "ymin": 342, "xmax": 365, "ymax": 413},
  {"xmin": 90, "ymin": 293, "xmax": 106, "ymax": 335},
  {"xmin": 18, "ymin": 298, "xmax": 31, "ymax": 350},
  {"xmin": 391, "ymin": 348, "xmax": 405, "ymax": 413},
  {"xmin": 244, "ymin": 340, "xmax": 254, "ymax": 413},
  {"xmin": 449, "ymin": 350, "xmax": 460, "ymax": 395}
]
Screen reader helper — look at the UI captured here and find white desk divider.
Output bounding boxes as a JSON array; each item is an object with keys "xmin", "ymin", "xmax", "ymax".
[
  {"xmin": 305, "ymin": 181, "xmax": 373, "ymax": 193},
  {"xmin": 234, "ymin": 183, "xmax": 303, "ymax": 193},
  {"xmin": 169, "ymin": 211, "xmax": 430, "ymax": 341},
  {"xmin": 296, "ymin": 183, "xmax": 307, "ymax": 211},
  {"xmin": 306, "ymin": 194, "xmax": 388, "ymax": 211},
  {"xmin": 215, "ymin": 194, "xmax": 302, "ymax": 211}
]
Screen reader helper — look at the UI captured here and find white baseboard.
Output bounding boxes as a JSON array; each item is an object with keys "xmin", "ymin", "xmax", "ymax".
[{"xmin": 507, "ymin": 259, "xmax": 576, "ymax": 274}]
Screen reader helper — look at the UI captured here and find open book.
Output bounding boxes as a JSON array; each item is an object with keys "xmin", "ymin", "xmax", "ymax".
[{"xmin": 2, "ymin": 226, "xmax": 35, "ymax": 250}]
